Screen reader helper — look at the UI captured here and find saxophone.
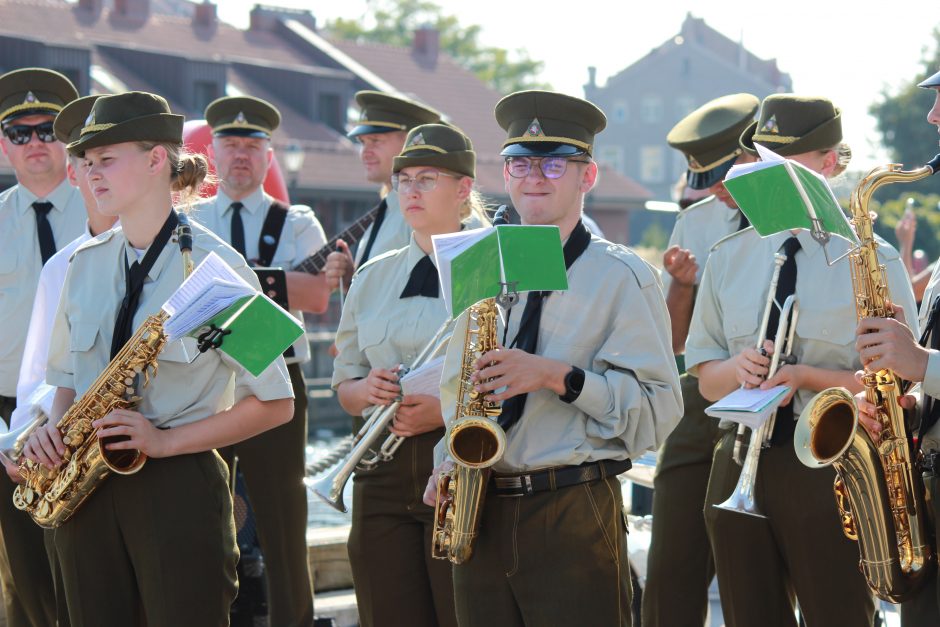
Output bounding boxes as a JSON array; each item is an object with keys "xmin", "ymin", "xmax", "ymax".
[
  {"xmin": 432, "ymin": 298, "xmax": 506, "ymax": 564},
  {"xmin": 794, "ymin": 155, "xmax": 940, "ymax": 602},
  {"xmin": 13, "ymin": 212, "xmax": 194, "ymax": 529}
]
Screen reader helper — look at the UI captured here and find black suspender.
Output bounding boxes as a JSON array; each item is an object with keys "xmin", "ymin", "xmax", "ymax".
[{"xmin": 256, "ymin": 200, "xmax": 290, "ymax": 268}]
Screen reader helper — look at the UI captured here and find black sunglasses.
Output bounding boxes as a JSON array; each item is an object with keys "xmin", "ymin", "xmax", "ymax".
[{"xmin": 2, "ymin": 122, "xmax": 56, "ymax": 145}]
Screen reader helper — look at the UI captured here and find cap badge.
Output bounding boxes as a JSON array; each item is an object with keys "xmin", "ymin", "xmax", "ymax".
[
  {"xmin": 525, "ymin": 118, "xmax": 545, "ymax": 138},
  {"xmin": 234, "ymin": 111, "xmax": 248, "ymax": 126},
  {"xmin": 24, "ymin": 91, "xmax": 37, "ymax": 104},
  {"xmin": 84, "ymin": 111, "xmax": 95, "ymax": 127},
  {"xmin": 760, "ymin": 115, "xmax": 780, "ymax": 135},
  {"xmin": 407, "ymin": 132, "xmax": 425, "ymax": 147}
]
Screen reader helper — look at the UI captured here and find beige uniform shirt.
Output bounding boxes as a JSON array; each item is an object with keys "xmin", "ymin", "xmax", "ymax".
[
  {"xmin": 46, "ymin": 219, "xmax": 294, "ymax": 429},
  {"xmin": 191, "ymin": 187, "xmax": 327, "ymax": 364},
  {"xmin": 916, "ymin": 263, "xmax": 940, "ymax": 449},
  {"xmin": 354, "ymin": 191, "xmax": 411, "ymax": 266},
  {"xmin": 437, "ymin": 236, "xmax": 683, "ymax": 472},
  {"xmin": 0, "ymin": 178, "xmax": 86, "ymax": 397},
  {"xmin": 332, "ymin": 237, "xmax": 451, "ymax": 418},
  {"xmin": 686, "ymin": 228, "xmax": 917, "ymax": 423}
]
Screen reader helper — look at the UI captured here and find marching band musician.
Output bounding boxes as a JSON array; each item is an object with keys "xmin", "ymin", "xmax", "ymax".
[
  {"xmin": 425, "ymin": 90, "xmax": 682, "ymax": 627},
  {"xmin": 686, "ymin": 94, "xmax": 915, "ymax": 626},
  {"xmin": 194, "ymin": 95, "xmax": 331, "ymax": 627},
  {"xmin": 0, "ymin": 67, "xmax": 84, "ymax": 627},
  {"xmin": 643, "ymin": 93, "xmax": 759, "ymax": 627},
  {"xmin": 22, "ymin": 91, "xmax": 295, "ymax": 627},
  {"xmin": 332, "ymin": 123, "xmax": 487, "ymax": 627},
  {"xmin": 852, "ymin": 68, "xmax": 940, "ymax": 626},
  {"xmin": 324, "ymin": 91, "xmax": 442, "ymax": 293}
]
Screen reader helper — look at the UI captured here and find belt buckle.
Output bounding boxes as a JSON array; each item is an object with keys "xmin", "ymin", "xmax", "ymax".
[{"xmin": 495, "ymin": 474, "xmax": 535, "ymax": 496}]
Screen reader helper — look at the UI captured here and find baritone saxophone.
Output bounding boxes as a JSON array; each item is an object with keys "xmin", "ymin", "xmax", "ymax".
[
  {"xmin": 13, "ymin": 212, "xmax": 194, "ymax": 528},
  {"xmin": 432, "ymin": 298, "xmax": 506, "ymax": 564},
  {"xmin": 795, "ymin": 155, "xmax": 940, "ymax": 602}
]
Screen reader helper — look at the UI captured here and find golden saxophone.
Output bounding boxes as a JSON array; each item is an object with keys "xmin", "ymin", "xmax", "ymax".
[
  {"xmin": 13, "ymin": 213, "xmax": 194, "ymax": 529},
  {"xmin": 795, "ymin": 155, "xmax": 940, "ymax": 602},
  {"xmin": 432, "ymin": 297, "xmax": 506, "ymax": 564}
]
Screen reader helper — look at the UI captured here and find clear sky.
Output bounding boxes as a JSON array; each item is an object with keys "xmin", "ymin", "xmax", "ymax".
[{"xmin": 219, "ymin": 1, "xmax": 939, "ymax": 170}]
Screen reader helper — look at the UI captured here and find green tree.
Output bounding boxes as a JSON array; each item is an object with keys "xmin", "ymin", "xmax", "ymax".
[
  {"xmin": 870, "ymin": 192, "xmax": 940, "ymax": 263},
  {"xmin": 639, "ymin": 221, "xmax": 669, "ymax": 251},
  {"xmin": 325, "ymin": 0, "xmax": 549, "ymax": 93},
  {"xmin": 869, "ymin": 28, "xmax": 940, "ymax": 194}
]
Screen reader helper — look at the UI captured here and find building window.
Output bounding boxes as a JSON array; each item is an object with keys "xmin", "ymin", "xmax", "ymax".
[
  {"xmin": 641, "ymin": 96, "xmax": 662, "ymax": 123},
  {"xmin": 194, "ymin": 81, "xmax": 219, "ymax": 112},
  {"xmin": 613, "ymin": 101, "xmax": 627, "ymax": 124},
  {"xmin": 597, "ymin": 145, "xmax": 625, "ymax": 175},
  {"xmin": 319, "ymin": 93, "xmax": 343, "ymax": 133},
  {"xmin": 640, "ymin": 145, "xmax": 665, "ymax": 183}
]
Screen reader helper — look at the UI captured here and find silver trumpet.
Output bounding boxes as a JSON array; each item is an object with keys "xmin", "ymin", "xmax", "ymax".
[
  {"xmin": 716, "ymin": 254, "xmax": 799, "ymax": 518},
  {"xmin": 313, "ymin": 319, "xmax": 455, "ymax": 513},
  {"xmin": 0, "ymin": 412, "xmax": 48, "ymax": 467}
]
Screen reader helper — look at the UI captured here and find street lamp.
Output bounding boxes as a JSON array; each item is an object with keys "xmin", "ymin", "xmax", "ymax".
[{"xmin": 283, "ymin": 142, "xmax": 305, "ymax": 203}]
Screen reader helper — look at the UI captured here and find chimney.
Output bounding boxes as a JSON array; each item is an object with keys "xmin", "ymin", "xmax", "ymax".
[
  {"xmin": 413, "ymin": 26, "xmax": 440, "ymax": 69},
  {"xmin": 114, "ymin": 0, "xmax": 149, "ymax": 20},
  {"xmin": 193, "ymin": 1, "xmax": 217, "ymax": 29},
  {"xmin": 587, "ymin": 66, "xmax": 597, "ymax": 89}
]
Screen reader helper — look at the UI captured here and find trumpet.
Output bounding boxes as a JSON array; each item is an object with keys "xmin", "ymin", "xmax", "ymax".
[
  {"xmin": 0, "ymin": 412, "xmax": 48, "ymax": 467},
  {"xmin": 313, "ymin": 319, "xmax": 455, "ymax": 513},
  {"xmin": 716, "ymin": 253, "xmax": 799, "ymax": 518}
]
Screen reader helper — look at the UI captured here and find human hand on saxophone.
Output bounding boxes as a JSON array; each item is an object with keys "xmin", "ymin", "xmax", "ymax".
[
  {"xmin": 471, "ymin": 347, "xmax": 571, "ymax": 401},
  {"xmin": 855, "ymin": 302, "xmax": 928, "ymax": 383},
  {"xmin": 423, "ymin": 460, "xmax": 454, "ymax": 507},
  {"xmin": 852, "ymin": 372, "xmax": 917, "ymax": 445}
]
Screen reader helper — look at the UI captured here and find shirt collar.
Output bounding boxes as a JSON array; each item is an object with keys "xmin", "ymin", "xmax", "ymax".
[
  {"xmin": 219, "ymin": 186, "xmax": 267, "ymax": 216},
  {"xmin": 406, "ymin": 233, "xmax": 435, "ymax": 272},
  {"xmin": 15, "ymin": 177, "xmax": 75, "ymax": 216},
  {"xmin": 119, "ymin": 217, "xmax": 178, "ymax": 283}
]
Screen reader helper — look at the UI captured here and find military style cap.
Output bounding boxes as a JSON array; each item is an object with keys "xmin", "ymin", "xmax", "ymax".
[
  {"xmin": 0, "ymin": 68, "xmax": 79, "ymax": 126},
  {"xmin": 54, "ymin": 95, "xmax": 101, "ymax": 144},
  {"xmin": 348, "ymin": 91, "xmax": 441, "ymax": 139},
  {"xmin": 205, "ymin": 96, "xmax": 280, "ymax": 138},
  {"xmin": 392, "ymin": 124, "xmax": 475, "ymax": 178},
  {"xmin": 918, "ymin": 69, "xmax": 940, "ymax": 89},
  {"xmin": 67, "ymin": 91, "xmax": 184, "ymax": 156},
  {"xmin": 495, "ymin": 90, "xmax": 606, "ymax": 157},
  {"xmin": 740, "ymin": 94, "xmax": 842, "ymax": 157},
  {"xmin": 667, "ymin": 93, "xmax": 759, "ymax": 190}
]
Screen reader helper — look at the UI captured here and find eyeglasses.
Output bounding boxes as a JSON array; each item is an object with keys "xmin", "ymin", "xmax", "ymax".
[
  {"xmin": 505, "ymin": 156, "xmax": 591, "ymax": 179},
  {"xmin": 2, "ymin": 122, "xmax": 56, "ymax": 146},
  {"xmin": 392, "ymin": 170, "xmax": 459, "ymax": 193}
]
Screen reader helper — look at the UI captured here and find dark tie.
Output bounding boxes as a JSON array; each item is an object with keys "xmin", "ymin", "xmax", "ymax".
[
  {"xmin": 32, "ymin": 201, "xmax": 57, "ymax": 265},
  {"xmin": 737, "ymin": 210, "xmax": 751, "ymax": 232},
  {"xmin": 769, "ymin": 236, "xmax": 801, "ymax": 445},
  {"xmin": 110, "ymin": 211, "xmax": 179, "ymax": 359},
  {"xmin": 230, "ymin": 202, "xmax": 247, "ymax": 260},
  {"xmin": 400, "ymin": 255, "xmax": 439, "ymax": 298},
  {"xmin": 497, "ymin": 221, "xmax": 592, "ymax": 432},
  {"xmin": 358, "ymin": 198, "xmax": 388, "ymax": 266}
]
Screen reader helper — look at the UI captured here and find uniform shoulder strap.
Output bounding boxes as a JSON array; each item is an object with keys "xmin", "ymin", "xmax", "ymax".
[{"xmin": 257, "ymin": 200, "xmax": 289, "ymax": 267}]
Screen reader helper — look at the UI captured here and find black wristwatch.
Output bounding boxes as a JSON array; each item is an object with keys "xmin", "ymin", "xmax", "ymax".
[{"xmin": 559, "ymin": 366, "xmax": 585, "ymax": 404}]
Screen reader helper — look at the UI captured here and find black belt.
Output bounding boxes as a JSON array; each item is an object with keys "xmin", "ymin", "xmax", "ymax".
[
  {"xmin": 492, "ymin": 459, "xmax": 632, "ymax": 497},
  {"xmin": 921, "ymin": 449, "xmax": 940, "ymax": 476}
]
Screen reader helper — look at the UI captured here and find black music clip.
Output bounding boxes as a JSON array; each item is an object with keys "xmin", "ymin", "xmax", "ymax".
[
  {"xmin": 496, "ymin": 280, "xmax": 520, "ymax": 308},
  {"xmin": 196, "ymin": 324, "xmax": 232, "ymax": 354}
]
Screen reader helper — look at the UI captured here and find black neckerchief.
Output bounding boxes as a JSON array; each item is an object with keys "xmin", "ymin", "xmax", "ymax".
[
  {"xmin": 400, "ymin": 254, "xmax": 439, "ymax": 298},
  {"xmin": 110, "ymin": 210, "xmax": 179, "ymax": 359},
  {"xmin": 497, "ymin": 220, "xmax": 592, "ymax": 431}
]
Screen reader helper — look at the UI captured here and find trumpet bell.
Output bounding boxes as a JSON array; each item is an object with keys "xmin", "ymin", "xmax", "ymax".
[
  {"xmin": 713, "ymin": 482, "xmax": 767, "ymax": 519},
  {"xmin": 312, "ymin": 467, "xmax": 348, "ymax": 513}
]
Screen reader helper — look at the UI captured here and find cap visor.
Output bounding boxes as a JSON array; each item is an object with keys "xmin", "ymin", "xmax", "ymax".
[
  {"xmin": 500, "ymin": 142, "xmax": 584, "ymax": 157},
  {"xmin": 347, "ymin": 124, "xmax": 402, "ymax": 139},
  {"xmin": 919, "ymin": 69, "xmax": 940, "ymax": 88},
  {"xmin": 213, "ymin": 128, "xmax": 270, "ymax": 139},
  {"xmin": 2, "ymin": 108, "xmax": 58, "ymax": 126},
  {"xmin": 686, "ymin": 158, "xmax": 736, "ymax": 190}
]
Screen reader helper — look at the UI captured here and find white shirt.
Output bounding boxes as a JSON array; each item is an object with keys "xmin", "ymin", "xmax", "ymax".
[{"xmin": 9, "ymin": 223, "xmax": 104, "ymax": 432}]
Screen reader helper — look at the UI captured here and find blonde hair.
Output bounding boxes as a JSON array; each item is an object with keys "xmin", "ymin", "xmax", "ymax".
[
  {"xmin": 461, "ymin": 188, "xmax": 491, "ymax": 227},
  {"xmin": 138, "ymin": 142, "xmax": 214, "ymax": 209},
  {"xmin": 828, "ymin": 142, "xmax": 852, "ymax": 178}
]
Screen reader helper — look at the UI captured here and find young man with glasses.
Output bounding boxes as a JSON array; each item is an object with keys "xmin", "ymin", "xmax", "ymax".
[
  {"xmin": 642, "ymin": 93, "xmax": 759, "ymax": 627},
  {"xmin": 323, "ymin": 91, "xmax": 441, "ymax": 293},
  {"xmin": 193, "ymin": 95, "xmax": 331, "ymax": 627},
  {"xmin": 0, "ymin": 66, "xmax": 84, "ymax": 627},
  {"xmin": 425, "ymin": 90, "xmax": 682, "ymax": 627}
]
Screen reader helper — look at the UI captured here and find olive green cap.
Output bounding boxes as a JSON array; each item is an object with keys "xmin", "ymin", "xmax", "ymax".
[
  {"xmin": 205, "ymin": 96, "xmax": 280, "ymax": 138},
  {"xmin": 667, "ymin": 93, "xmax": 759, "ymax": 189},
  {"xmin": 740, "ymin": 94, "xmax": 842, "ymax": 156},
  {"xmin": 495, "ymin": 90, "xmax": 607, "ymax": 157},
  {"xmin": 54, "ymin": 95, "xmax": 101, "ymax": 144},
  {"xmin": 0, "ymin": 68, "xmax": 79, "ymax": 125},
  {"xmin": 67, "ymin": 91, "xmax": 184, "ymax": 156},
  {"xmin": 348, "ymin": 91, "xmax": 441, "ymax": 138},
  {"xmin": 918, "ymin": 69, "xmax": 940, "ymax": 89},
  {"xmin": 392, "ymin": 124, "xmax": 475, "ymax": 178}
]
